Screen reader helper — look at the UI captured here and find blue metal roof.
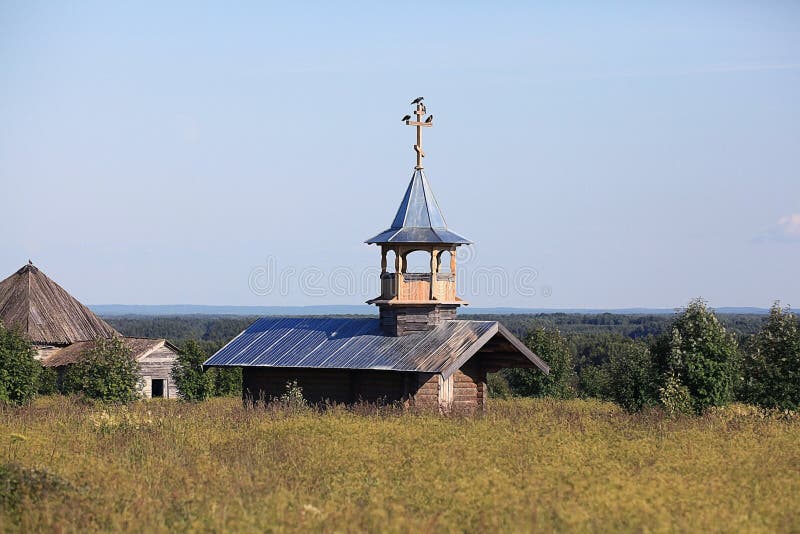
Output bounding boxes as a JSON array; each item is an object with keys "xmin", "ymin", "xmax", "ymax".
[
  {"xmin": 366, "ymin": 169, "xmax": 471, "ymax": 245},
  {"xmin": 203, "ymin": 317, "xmax": 548, "ymax": 377}
]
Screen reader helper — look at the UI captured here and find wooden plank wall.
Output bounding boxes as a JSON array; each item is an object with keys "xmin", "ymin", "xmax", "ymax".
[
  {"xmin": 243, "ymin": 368, "xmax": 410, "ymax": 405},
  {"xmin": 139, "ymin": 346, "xmax": 179, "ymax": 399},
  {"xmin": 378, "ymin": 304, "xmax": 457, "ymax": 336},
  {"xmin": 351, "ymin": 371, "xmax": 407, "ymax": 403},
  {"xmin": 241, "ymin": 365, "xmax": 491, "ymax": 412}
]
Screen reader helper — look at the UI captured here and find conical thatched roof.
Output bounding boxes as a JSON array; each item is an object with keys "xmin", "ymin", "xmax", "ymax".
[{"xmin": 0, "ymin": 263, "xmax": 119, "ymax": 345}]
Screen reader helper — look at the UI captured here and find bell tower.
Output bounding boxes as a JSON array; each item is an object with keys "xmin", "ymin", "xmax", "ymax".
[{"xmin": 366, "ymin": 98, "xmax": 471, "ymax": 336}]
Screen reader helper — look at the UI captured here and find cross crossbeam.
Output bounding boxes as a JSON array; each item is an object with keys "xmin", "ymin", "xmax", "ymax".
[{"xmin": 404, "ymin": 99, "xmax": 432, "ymax": 169}]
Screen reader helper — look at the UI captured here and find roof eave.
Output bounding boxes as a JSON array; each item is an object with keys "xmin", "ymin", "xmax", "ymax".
[{"xmin": 439, "ymin": 322, "xmax": 550, "ymax": 378}]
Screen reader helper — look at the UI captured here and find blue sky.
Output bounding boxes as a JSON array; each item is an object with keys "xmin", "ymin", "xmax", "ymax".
[{"xmin": 1, "ymin": 1, "xmax": 798, "ymax": 309}]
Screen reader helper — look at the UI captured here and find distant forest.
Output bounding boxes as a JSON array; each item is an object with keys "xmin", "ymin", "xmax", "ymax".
[{"xmin": 105, "ymin": 312, "xmax": 768, "ymax": 353}]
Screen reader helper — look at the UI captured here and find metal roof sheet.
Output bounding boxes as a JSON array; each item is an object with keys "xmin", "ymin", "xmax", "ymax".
[
  {"xmin": 203, "ymin": 317, "xmax": 545, "ymax": 376},
  {"xmin": 366, "ymin": 169, "xmax": 471, "ymax": 245}
]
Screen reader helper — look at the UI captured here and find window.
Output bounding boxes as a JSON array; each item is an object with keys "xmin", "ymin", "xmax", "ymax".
[
  {"xmin": 403, "ymin": 250, "xmax": 431, "ymax": 273},
  {"xmin": 385, "ymin": 249, "xmax": 397, "ymax": 273},
  {"xmin": 151, "ymin": 379, "xmax": 165, "ymax": 398},
  {"xmin": 438, "ymin": 250, "xmax": 453, "ymax": 274}
]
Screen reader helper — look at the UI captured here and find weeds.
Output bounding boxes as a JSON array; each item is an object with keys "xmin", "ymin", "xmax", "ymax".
[{"xmin": 0, "ymin": 396, "xmax": 798, "ymax": 532}]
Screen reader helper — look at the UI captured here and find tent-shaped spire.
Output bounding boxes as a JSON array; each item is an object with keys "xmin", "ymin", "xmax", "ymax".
[
  {"xmin": 366, "ymin": 169, "xmax": 471, "ymax": 245},
  {"xmin": 0, "ymin": 263, "xmax": 119, "ymax": 345}
]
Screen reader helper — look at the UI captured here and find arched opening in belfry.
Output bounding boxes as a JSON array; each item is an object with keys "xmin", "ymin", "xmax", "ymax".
[
  {"xmin": 384, "ymin": 249, "xmax": 397, "ymax": 273},
  {"xmin": 437, "ymin": 250, "xmax": 453, "ymax": 275},
  {"xmin": 403, "ymin": 250, "xmax": 431, "ymax": 274}
]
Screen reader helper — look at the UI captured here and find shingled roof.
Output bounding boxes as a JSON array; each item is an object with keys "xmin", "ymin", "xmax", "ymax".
[
  {"xmin": 0, "ymin": 263, "xmax": 119, "ymax": 345},
  {"xmin": 366, "ymin": 169, "xmax": 471, "ymax": 245},
  {"xmin": 41, "ymin": 337, "xmax": 176, "ymax": 368}
]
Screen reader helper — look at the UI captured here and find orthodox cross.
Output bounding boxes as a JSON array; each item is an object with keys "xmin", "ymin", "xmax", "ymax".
[{"xmin": 403, "ymin": 97, "xmax": 432, "ymax": 169}]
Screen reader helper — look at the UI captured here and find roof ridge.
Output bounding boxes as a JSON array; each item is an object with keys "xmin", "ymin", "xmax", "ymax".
[{"xmin": 25, "ymin": 266, "xmax": 31, "ymax": 335}]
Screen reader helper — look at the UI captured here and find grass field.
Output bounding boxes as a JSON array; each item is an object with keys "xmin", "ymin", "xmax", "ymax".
[{"xmin": 1, "ymin": 397, "xmax": 799, "ymax": 533}]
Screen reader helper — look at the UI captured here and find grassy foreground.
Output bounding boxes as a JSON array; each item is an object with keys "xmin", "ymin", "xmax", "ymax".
[{"xmin": 1, "ymin": 397, "xmax": 799, "ymax": 533}]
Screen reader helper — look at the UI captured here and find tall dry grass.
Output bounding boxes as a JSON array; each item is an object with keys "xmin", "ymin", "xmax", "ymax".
[{"xmin": 1, "ymin": 396, "xmax": 799, "ymax": 532}]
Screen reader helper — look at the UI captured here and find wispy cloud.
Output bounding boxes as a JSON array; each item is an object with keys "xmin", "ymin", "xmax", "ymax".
[{"xmin": 753, "ymin": 214, "xmax": 800, "ymax": 244}]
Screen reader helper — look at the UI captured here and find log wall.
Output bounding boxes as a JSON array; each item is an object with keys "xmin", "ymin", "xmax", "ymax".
[
  {"xmin": 378, "ymin": 304, "xmax": 458, "ymax": 336},
  {"xmin": 239, "ymin": 343, "xmax": 524, "ymax": 412},
  {"xmin": 448, "ymin": 361, "xmax": 487, "ymax": 413},
  {"xmin": 413, "ymin": 373, "xmax": 440, "ymax": 409}
]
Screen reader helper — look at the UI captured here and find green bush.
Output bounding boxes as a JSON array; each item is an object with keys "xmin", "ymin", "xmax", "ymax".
[
  {"xmin": 652, "ymin": 299, "xmax": 739, "ymax": 413},
  {"xmin": 37, "ymin": 367, "xmax": 59, "ymax": 395},
  {"xmin": 171, "ymin": 341, "xmax": 215, "ymax": 401},
  {"xmin": 276, "ymin": 380, "xmax": 308, "ymax": 411},
  {"xmin": 0, "ymin": 462, "xmax": 73, "ymax": 513},
  {"xmin": 62, "ymin": 337, "xmax": 140, "ymax": 403},
  {"xmin": 742, "ymin": 302, "xmax": 800, "ymax": 410},
  {"xmin": 577, "ymin": 364, "xmax": 611, "ymax": 400},
  {"xmin": 0, "ymin": 324, "xmax": 41, "ymax": 405},
  {"xmin": 505, "ymin": 328, "xmax": 576, "ymax": 398},
  {"xmin": 659, "ymin": 374, "xmax": 693, "ymax": 416},
  {"xmin": 486, "ymin": 372, "xmax": 512, "ymax": 399},
  {"xmin": 607, "ymin": 340, "xmax": 659, "ymax": 412},
  {"xmin": 213, "ymin": 367, "xmax": 242, "ymax": 397}
]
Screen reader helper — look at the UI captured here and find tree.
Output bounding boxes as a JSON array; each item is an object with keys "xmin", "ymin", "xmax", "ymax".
[
  {"xmin": 505, "ymin": 328, "xmax": 575, "ymax": 398},
  {"xmin": 486, "ymin": 372, "xmax": 512, "ymax": 399},
  {"xmin": 62, "ymin": 337, "xmax": 140, "ymax": 403},
  {"xmin": 606, "ymin": 340, "xmax": 659, "ymax": 412},
  {"xmin": 572, "ymin": 332, "xmax": 635, "ymax": 400},
  {"xmin": 213, "ymin": 367, "xmax": 242, "ymax": 397},
  {"xmin": 0, "ymin": 324, "xmax": 42, "ymax": 405},
  {"xmin": 652, "ymin": 299, "xmax": 739, "ymax": 413},
  {"xmin": 171, "ymin": 341, "xmax": 215, "ymax": 401},
  {"xmin": 37, "ymin": 367, "xmax": 59, "ymax": 395},
  {"xmin": 742, "ymin": 302, "xmax": 800, "ymax": 410}
]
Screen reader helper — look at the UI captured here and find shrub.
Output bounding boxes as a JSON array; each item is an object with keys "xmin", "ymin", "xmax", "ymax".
[
  {"xmin": 37, "ymin": 367, "xmax": 59, "ymax": 395},
  {"xmin": 0, "ymin": 462, "xmax": 73, "ymax": 512},
  {"xmin": 171, "ymin": 341, "xmax": 215, "ymax": 401},
  {"xmin": 0, "ymin": 324, "xmax": 41, "ymax": 405},
  {"xmin": 577, "ymin": 364, "xmax": 611, "ymax": 400},
  {"xmin": 742, "ymin": 302, "xmax": 800, "ymax": 410},
  {"xmin": 505, "ymin": 328, "xmax": 576, "ymax": 398},
  {"xmin": 213, "ymin": 367, "xmax": 242, "ymax": 397},
  {"xmin": 652, "ymin": 299, "xmax": 739, "ymax": 413},
  {"xmin": 486, "ymin": 372, "xmax": 512, "ymax": 399},
  {"xmin": 62, "ymin": 337, "xmax": 140, "ymax": 403},
  {"xmin": 276, "ymin": 380, "xmax": 308, "ymax": 411},
  {"xmin": 659, "ymin": 374, "xmax": 693, "ymax": 415},
  {"xmin": 607, "ymin": 340, "xmax": 659, "ymax": 412}
]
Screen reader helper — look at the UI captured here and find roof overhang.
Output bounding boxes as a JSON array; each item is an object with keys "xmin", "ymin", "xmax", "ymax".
[{"xmin": 439, "ymin": 322, "xmax": 550, "ymax": 379}]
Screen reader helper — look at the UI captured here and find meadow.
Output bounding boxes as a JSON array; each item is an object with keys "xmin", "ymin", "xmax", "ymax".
[{"xmin": 1, "ymin": 397, "xmax": 799, "ymax": 533}]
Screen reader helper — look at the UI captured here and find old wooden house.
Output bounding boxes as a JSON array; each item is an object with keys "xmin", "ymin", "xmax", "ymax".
[
  {"xmin": 0, "ymin": 262, "xmax": 179, "ymax": 398},
  {"xmin": 204, "ymin": 99, "xmax": 549, "ymax": 411}
]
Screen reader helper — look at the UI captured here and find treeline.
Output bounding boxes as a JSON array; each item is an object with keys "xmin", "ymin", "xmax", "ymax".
[
  {"xmin": 2, "ymin": 306, "xmax": 795, "ymax": 413},
  {"xmin": 469, "ymin": 312, "xmax": 767, "ymax": 340},
  {"xmin": 105, "ymin": 315, "xmax": 260, "ymax": 356},
  {"xmin": 491, "ymin": 300, "xmax": 800, "ymax": 413},
  {"xmin": 105, "ymin": 312, "xmax": 769, "ymax": 348}
]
